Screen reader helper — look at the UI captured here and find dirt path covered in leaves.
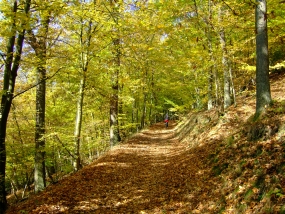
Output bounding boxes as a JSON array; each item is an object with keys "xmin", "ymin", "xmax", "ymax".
[
  {"xmin": 6, "ymin": 72, "xmax": 285, "ymax": 213},
  {"xmin": 7, "ymin": 121, "xmax": 221, "ymax": 213}
]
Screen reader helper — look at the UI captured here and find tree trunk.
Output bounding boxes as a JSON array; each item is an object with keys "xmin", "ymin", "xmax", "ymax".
[
  {"xmin": 0, "ymin": 32, "xmax": 16, "ymax": 212},
  {"xmin": 31, "ymin": 29, "xmax": 49, "ymax": 195},
  {"xmin": 34, "ymin": 65, "xmax": 46, "ymax": 193},
  {"xmin": 33, "ymin": 60, "xmax": 47, "ymax": 192},
  {"xmin": 73, "ymin": 15, "xmax": 93, "ymax": 170},
  {"xmin": 207, "ymin": 0, "xmax": 214, "ymax": 110},
  {"xmin": 0, "ymin": 1, "xmax": 31, "ymax": 212},
  {"xmin": 207, "ymin": 64, "xmax": 214, "ymax": 110},
  {"xmin": 229, "ymin": 62, "xmax": 237, "ymax": 107},
  {"xmin": 109, "ymin": 1, "xmax": 121, "ymax": 147},
  {"xmin": 73, "ymin": 76, "xmax": 85, "ymax": 171},
  {"xmin": 255, "ymin": 0, "xmax": 271, "ymax": 117},
  {"xmin": 27, "ymin": 14, "xmax": 50, "ymax": 194},
  {"xmin": 206, "ymin": 36, "xmax": 214, "ymax": 110},
  {"xmin": 110, "ymin": 63, "xmax": 121, "ymax": 147},
  {"xmin": 218, "ymin": 6, "xmax": 232, "ymax": 110},
  {"xmin": 150, "ymin": 69, "xmax": 157, "ymax": 124},
  {"xmin": 140, "ymin": 92, "xmax": 147, "ymax": 129}
]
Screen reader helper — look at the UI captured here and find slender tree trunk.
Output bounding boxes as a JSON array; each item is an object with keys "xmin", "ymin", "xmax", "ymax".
[
  {"xmin": 207, "ymin": 0, "xmax": 214, "ymax": 110},
  {"xmin": 110, "ymin": 1, "xmax": 121, "ymax": 147},
  {"xmin": 229, "ymin": 62, "xmax": 237, "ymax": 107},
  {"xmin": 110, "ymin": 59, "xmax": 121, "ymax": 147},
  {"xmin": 0, "ymin": 1, "xmax": 31, "ymax": 212},
  {"xmin": 149, "ymin": 69, "xmax": 157, "ymax": 124},
  {"xmin": 34, "ymin": 63, "xmax": 46, "ymax": 193},
  {"xmin": 255, "ymin": 0, "xmax": 271, "ymax": 117},
  {"xmin": 207, "ymin": 62, "xmax": 214, "ymax": 110},
  {"xmin": 214, "ymin": 66, "xmax": 222, "ymax": 112},
  {"xmin": 73, "ymin": 75, "xmax": 85, "ymax": 171},
  {"xmin": 220, "ymin": 29, "xmax": 231, "ymax": 109},
  {"xmin": 140, "ymin": 92, "xmax": 147, "ymax": 129},
  {"xmin": 207, "ymin": 36, "xmax": 214, "ymax": 110},
  {"xmin": 149, "ymin": 95, "xmax": 153, "ymax": 124},
  {"xmin": 218, "ymin": 6, "xmax": 232, "ymax": 110},
  {"xmin": 132, "ymin": 97, "xmax": 138, "ymax": 132},
  {"xmin": 73, "ymin": 15, "xmax": 93, "ymax": 170},
  {"xmin": 140, "ymin": 68, "xmax": 148, "ymax": 128},
  {"xmin": 195, "ymin": 87, "xmax": 201, "ymax": 109},
  {"xmin": 132, "ymin": 100, "xmax": 135, "ymax": 124},
  {"xmin": 133, "ymin": 97, "xmax": 139, "ymax": 132}
]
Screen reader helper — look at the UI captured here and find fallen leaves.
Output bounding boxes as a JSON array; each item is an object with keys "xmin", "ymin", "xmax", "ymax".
[
  {"xmin": 6, "ymin": 121, "xmax": 217, "ymax": 213},
  {"xmin": 6, "ymin": 74, "xmax": 285, "ymax": 213}
]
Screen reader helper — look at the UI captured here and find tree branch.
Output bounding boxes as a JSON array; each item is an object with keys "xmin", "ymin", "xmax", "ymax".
[
  {"xmin": 220, "ymin": 0, "xmax": 238, "ymax": 15},
  {"xmin": 54, "ymin": 134, "xmax": 76, "ymax": 160},
  {"xmin": 13, "ymin": 67, "xmax": 64, "ymax": 99}
]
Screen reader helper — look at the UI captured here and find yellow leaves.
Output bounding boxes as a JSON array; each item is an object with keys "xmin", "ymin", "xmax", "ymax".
[
  {"xmin": 240, "ymin": 63, "xmax": 256, "ymax": 72},
  {"xmin": 192, "ymin": 209, "xmax": 202, "ymax": 213},
  {"xmin": 157, "ymin": 24, "xmax": 164, "ymax": 29},
  {"xmin": 270, "ymin": 61, "xmax": 285, "ymax": 70}
]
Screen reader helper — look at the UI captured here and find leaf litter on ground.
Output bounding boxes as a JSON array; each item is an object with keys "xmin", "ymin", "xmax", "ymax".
[{"xmin": 6, "ymin": 72, "xmax": 285, "ymax": 213}]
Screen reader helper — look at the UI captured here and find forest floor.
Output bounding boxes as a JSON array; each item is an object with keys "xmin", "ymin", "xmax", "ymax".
[{"xmin": 6, "ymin": 72, "xmax": 285, "ymax": 214}]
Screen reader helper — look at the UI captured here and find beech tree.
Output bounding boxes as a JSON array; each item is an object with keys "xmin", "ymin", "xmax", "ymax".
[
  {"xmin": 27, "ymin": 5, "xmax": 50, "ymax": 193},
  {"xmin": 255, "ymin": 0, "xmax": 271, "ymax": 117},
  {"xmin": 60, "ymin": 0, "xmax": 104, "ymax": 170},
  {"xmin": 73, "ymin": 13, "xmax": 94, "ymax": 171},
  {"xmin": 26, "ymin": 0, "xmax": 67, "ymax": 192},
  {"xmin": 109, "ymin": 0, "xmax": 122, "ymax": 147},
  {"xmin": 218, "ymin": 5, "xmax": 232, "ymax": 110},
  {"xmin": 206, "ymin": 0, "xmax": 215, "ymax": 110}
]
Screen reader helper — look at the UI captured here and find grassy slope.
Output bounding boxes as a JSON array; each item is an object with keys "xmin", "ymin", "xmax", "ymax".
[{"xmin": 6, "ymin": 72, "xmax": 285, "ymax": 214}]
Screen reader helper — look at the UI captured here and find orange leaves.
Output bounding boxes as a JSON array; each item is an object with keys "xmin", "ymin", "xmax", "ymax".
[
  {"xmin": 6, "ymin": 121, "xmax": 214, "ymax": 213},
  {"xmin": 6, "ymin": 74, "xmax": 285, "ymax": 213}
]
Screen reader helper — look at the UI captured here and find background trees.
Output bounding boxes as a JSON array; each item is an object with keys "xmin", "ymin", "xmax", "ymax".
[{"xmin": 0, "ymin": 0, "xmax": 284, "ymax": 211}]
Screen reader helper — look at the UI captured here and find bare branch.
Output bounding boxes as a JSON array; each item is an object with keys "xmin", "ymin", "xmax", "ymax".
[
  {"xmin": 54, "ymin": 134, "xmax": 76, "ymax": 160},
  {"xmin": 220, "ymin": 0, "xmax": 238, "ymax": 15},
  {"xmin": 13, "ymin": 67, "xmax": 64, "ymax": 99}
]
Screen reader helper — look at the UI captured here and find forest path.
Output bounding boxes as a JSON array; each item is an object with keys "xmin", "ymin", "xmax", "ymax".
[
  {"xmin": 7, "ymin": 121, "xmax": 217, "ymax": 213},
  {"xmin": 7, "ymin": 73, "xmax": 285, "ymax": 213}
]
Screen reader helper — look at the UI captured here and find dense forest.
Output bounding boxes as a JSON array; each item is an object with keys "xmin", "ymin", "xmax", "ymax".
[{"xmin": 0, "ymin": 0, "xmax": 284, "ymax": 212}]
